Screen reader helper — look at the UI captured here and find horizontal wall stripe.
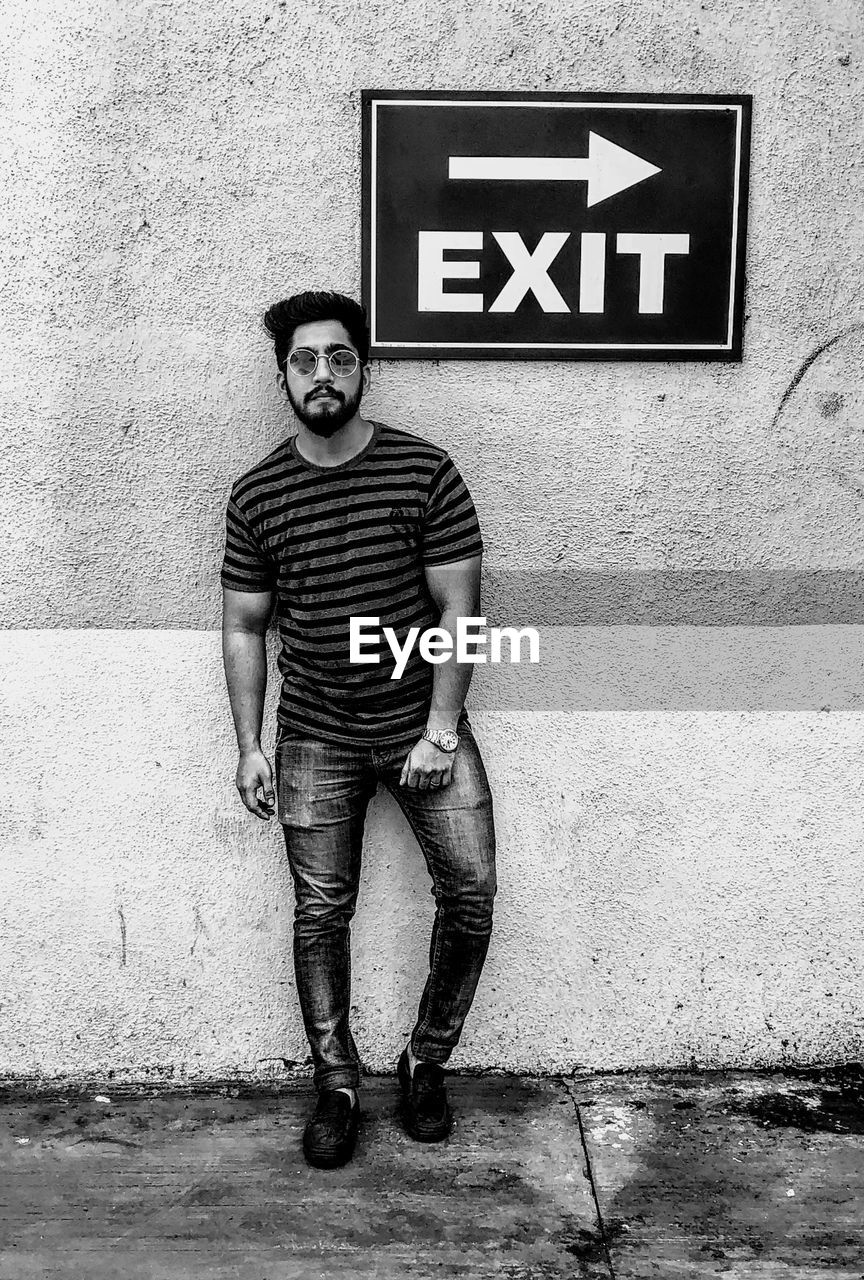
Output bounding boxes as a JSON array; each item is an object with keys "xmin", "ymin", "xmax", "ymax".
[
  {"xmin": 482, "ymin": 571, "xmax": 864, "ymax": 627},
  {"xmin": 5, "ymin": 571, "xmax": 864, "ymax": 630},
  {"xmin": 2, "ymin": 626, "xmax": 863, "ymax": 711}
]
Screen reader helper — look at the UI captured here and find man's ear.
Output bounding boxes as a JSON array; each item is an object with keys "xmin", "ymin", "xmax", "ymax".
[
  {"xmin": 361, "ymin": 363, "xmax": 372, "ymax": 393},
  {"xmin": 276, "ymin": 370, "xmax": 287, "ymax": 396}
]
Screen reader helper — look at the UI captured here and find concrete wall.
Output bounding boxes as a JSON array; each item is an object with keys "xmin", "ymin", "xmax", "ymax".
[{"xmin": 2, "ymin": 0, "xmax": 863, "ymax": 1081}]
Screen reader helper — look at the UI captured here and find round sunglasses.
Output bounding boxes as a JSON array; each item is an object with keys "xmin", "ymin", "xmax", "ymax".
[{"xmin": 287, "ymin": 348, "xmax": 360, "ymax": 378}]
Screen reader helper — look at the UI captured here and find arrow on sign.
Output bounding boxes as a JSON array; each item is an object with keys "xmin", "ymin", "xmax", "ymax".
[{"xmin": 448, "ymin": 132, "xmax": 662, "ymax": 208}]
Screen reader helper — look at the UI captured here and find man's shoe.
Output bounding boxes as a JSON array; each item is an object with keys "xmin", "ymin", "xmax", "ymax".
[
  {"xmin": 302, "ymin": 1089, "xmax": 360, "ymax": 1169},
  {"xmin": 397, "ymin": 1047, "xmax": 452, "ymax": 1142}
]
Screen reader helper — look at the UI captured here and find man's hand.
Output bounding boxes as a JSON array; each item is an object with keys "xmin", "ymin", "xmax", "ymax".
[
  {"xmin": 399, "ymin": 738, "xmax": 455, "ymax": 790},
  {"xmin": 235, "ymin": 747, "xmax": 276, "ymax": 820}
]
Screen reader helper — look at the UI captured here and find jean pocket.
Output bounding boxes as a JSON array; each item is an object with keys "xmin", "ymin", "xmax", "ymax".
[{"xmin": 273, "ymin": 727, "xmax": 292, "ymax": 776}]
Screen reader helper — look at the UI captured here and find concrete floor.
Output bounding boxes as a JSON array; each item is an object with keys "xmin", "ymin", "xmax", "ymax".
[{"xmin": 1, "ymin": 1067, "xmax": 862, "ymax": 1279}]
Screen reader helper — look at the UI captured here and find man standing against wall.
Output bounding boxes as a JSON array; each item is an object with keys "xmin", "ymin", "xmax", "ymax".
[{"xmin": 220, "ymin": 291, "xmax": 497, "ymax": 1169}]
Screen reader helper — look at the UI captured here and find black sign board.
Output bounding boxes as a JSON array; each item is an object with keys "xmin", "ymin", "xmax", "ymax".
[{"xmin": 361, "ymin": 91, "xmax": 751, "ymax": 361}]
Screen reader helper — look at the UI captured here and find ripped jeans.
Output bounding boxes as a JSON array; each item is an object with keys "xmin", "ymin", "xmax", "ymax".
[{"xmin": 274, "ymin": 723, "xmax": 497, "ymax": 1093}]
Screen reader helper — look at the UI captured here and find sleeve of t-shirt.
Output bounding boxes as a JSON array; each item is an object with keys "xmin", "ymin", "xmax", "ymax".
[
  {"xmin": 220, "ymin": 492, "xmax": 278, "ymax": 592},
  {"xmin": 421, "ymin": 454, "xmax": 484, "ymax": 566}
]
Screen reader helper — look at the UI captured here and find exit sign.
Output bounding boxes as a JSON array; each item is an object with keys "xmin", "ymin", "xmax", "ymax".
[{"xmin": 361, "ymin": 91, "xmax": 751, "ymax": 361}]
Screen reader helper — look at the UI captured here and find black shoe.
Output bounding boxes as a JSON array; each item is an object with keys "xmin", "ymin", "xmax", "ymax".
[
  {"xmin": 302, "ymin": 1089, "xmax": 360, "ymax": 1169},
  {"xmin": 397, "ymin": 1047, "xmax": 452, "ymax": 1142}
]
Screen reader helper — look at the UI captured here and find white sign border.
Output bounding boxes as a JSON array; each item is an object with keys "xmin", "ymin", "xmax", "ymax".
[{"xmin": 368, "ymin": 97, "xmax": 746, "ymax": 354}]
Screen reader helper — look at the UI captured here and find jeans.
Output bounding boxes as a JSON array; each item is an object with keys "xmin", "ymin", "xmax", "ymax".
[{"xmin": 274, "ymin": 723, "xmax": 497, "ymax": 1093}]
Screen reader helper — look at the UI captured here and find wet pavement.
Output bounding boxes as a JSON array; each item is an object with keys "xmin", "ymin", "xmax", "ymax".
[{"xmin": 1, "ymin": 1067, "xmax": 862, "ymax": 1278}]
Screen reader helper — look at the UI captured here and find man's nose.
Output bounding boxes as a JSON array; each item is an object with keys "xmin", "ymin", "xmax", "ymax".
[{"xmin": 312, "ymin": 355, "xmax": 332, "ymax": 382}]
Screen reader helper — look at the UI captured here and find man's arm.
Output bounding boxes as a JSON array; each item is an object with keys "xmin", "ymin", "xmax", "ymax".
[
  {"xmin": 399, "ymin": 555, "xmax": 482, "ymax": 790},
  {"xmin": 424, "ymin": 555, "xmax": 482, "ymax": 730},
  {"xmin": 222, "ymin": 586, "xmax": 276, "ymax": 820}
]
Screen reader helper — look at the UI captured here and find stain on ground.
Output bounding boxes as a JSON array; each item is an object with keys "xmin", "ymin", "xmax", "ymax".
[
  {"xmin": 733, "ymin": 1070, "xmax": 864, "ymax": 1135},
  {"xmin": 578, "ymin": 1067, "xmax": 864, "ymax": 1276}
]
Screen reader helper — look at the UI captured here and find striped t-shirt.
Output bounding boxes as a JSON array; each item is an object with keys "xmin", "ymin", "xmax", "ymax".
[{"xmin": 221, "ymin": 421, "xmax": 483, "ymax": 745}]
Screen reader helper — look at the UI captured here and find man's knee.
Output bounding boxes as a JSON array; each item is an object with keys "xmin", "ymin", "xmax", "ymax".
[
  {"xmin": 443, "ymin": 863, "xmax": 497, "ymax": 926},
  {"xmin": 290, "ymin": 872, "xmax": 359, "ymax": 934}
]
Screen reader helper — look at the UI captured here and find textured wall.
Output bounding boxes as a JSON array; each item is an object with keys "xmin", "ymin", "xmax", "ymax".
[{"xmin": 1, "ymin": 0, "xmax": 863, "ymax": 1080}]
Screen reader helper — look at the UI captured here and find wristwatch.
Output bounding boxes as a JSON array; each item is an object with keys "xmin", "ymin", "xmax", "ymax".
[{"xmin": 422, "ymin": 727, "xmax": 459, "ymax": 753}]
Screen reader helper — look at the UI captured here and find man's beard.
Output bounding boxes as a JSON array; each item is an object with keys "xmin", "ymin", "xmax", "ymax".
[{"xmin": 287, "ymin": 382, "xmax": 363, "ymax": 437}]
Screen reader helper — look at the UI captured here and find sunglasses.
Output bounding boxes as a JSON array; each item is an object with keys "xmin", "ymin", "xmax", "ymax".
[{"xmin": 287, "ymin": 348, "xmax": 360, "ymax": 378}]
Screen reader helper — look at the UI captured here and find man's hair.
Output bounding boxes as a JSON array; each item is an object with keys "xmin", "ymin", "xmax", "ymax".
[{"xmin": 263, "ymin": 291, "xmax": 370, "ymax": 374}]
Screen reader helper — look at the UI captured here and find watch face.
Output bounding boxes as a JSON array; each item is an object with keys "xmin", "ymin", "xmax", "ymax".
[{"xmin": 439, "ymin": 731, "xmax": 459, "ymax": 752}]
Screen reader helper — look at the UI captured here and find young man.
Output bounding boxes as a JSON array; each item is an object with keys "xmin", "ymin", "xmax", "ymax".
[{"xmin": 221, "ymin": 290, "xmax": 497, "ymax": 1169}]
